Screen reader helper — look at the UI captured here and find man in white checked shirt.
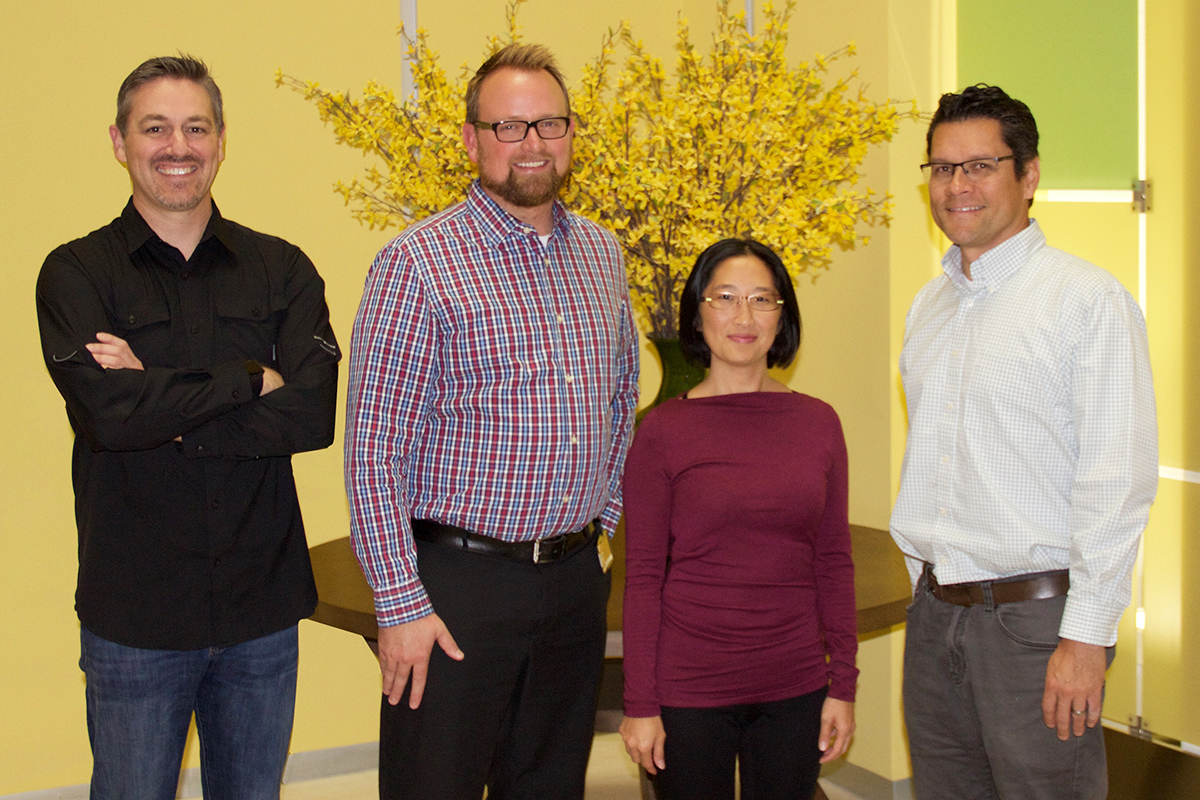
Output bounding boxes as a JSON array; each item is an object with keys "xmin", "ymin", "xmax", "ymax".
[
  {"xmin": 344, "ymin": 43, "xmax": 638, "ymax": 799},
  {"xmin": 891, "ymin": 85, "xmax": 1157, "ymax": 800}
]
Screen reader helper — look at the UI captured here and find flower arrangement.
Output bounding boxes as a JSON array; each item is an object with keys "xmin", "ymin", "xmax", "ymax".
[{"xmin": 277, "ymin": 0, "xmax": 911, "ymax": 338}]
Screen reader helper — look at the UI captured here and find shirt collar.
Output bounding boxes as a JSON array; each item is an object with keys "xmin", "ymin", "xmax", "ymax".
[
  {"xmin": 117, "ymin": 197, "xmax": 233, "ymax": 257},
  {"xmin": 464, "ymin": 180, "xmax": 571, "ymax": 246},
  {"xmin": 942, "ymin": 219, "xmax": 1045, "ymax": 294}
]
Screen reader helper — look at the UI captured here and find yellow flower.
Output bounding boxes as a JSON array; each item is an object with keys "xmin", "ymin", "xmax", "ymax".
[{"xmin": 279, "ymin": 0, "xmax": 913, "ymax": 337}]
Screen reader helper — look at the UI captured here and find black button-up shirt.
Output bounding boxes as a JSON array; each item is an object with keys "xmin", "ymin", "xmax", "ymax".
[{"xmin": 36, "ymin": 200, "xmax": 340, "ymax": 650}]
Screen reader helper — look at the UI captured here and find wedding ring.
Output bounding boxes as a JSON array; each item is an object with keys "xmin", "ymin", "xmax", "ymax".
[{"xmin": 1071, "ymin": 709, "xmax": 1085, "ymax": 716}]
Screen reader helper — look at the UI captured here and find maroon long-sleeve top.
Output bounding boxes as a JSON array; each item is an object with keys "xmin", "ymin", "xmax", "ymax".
[{"xmin": 622, "ymin": 391, "xmax": 858, "ymax": 717}]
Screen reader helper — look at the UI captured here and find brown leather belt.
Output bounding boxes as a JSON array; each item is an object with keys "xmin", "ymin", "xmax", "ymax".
[
  {"xmin": 924, "ymin": 563, "xmax": 1069, "ymax": 607},
  {"xmin": 411, "ymin": 518, "xmax": 599, "ymax": 564}
]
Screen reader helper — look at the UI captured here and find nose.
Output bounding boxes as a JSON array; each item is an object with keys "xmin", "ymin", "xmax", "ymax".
[
  {"xmin": 946, "ymin": 163, "xmax": 972, "ymax": 191},
  {"xmin": 732, "ymin": 297, "xmax": 755, "ymax": 323},
  {"xmin": 166, "ymin": 128, "xmax": 190, "ymax": 155}
]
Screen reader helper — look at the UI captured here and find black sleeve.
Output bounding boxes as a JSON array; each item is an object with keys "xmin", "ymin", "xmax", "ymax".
[
  {"xmin": 180, "ymin": 243, "xmax": 340, "ymax": 459},
  {"xmin": 36, "ymin": 244, "xmax": 258, "ymax": 452}
]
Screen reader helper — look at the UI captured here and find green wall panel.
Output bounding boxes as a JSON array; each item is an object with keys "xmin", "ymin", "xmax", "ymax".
[{"xmin": 958, "ymin": 0, "xmax": 1137, "ymax": 190}]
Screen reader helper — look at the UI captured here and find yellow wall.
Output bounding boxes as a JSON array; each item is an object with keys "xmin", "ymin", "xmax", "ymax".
[
  {"xmin": 1, "ymin": 1, "xmax": 400, "ymax": 790},
  {"xmin": 1133, "ymin": 0, "xmax": 1200, "ymax": 746},
  {"xmin": 0, "ymin": 0, "xmax": 937, "ymax": 792}
]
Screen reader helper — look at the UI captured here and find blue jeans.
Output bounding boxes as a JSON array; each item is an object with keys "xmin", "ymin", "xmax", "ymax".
[{"xmin": 80, "ymin": 625, "xmax": 299, "ymax": 800}]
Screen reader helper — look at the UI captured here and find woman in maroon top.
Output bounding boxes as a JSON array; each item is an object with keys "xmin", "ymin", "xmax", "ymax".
[{"xmin": 620, "ymin": 239, "xmax": 857, "ymax": 800}]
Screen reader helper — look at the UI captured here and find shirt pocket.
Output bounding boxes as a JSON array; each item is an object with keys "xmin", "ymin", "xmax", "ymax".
[
  {"xmin": 111, "ymin": 298, "xmax": 172, "ymax": 367},
  {"xmin": 215, "ymin": 291, "xmax": 286, "ymax": 367}
]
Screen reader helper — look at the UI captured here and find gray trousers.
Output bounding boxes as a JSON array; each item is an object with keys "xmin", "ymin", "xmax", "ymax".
[{"xmin": 903, "ymin": 574, "xmax": 1113, "ymax": 800}]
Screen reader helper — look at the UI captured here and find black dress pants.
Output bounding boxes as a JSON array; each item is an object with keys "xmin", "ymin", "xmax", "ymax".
[
  {"xmin": 653, "ymin": 687, "xmax": 827, "ymax": 800},
  {"xmin": 379, "ymin": 534, "xmax": 611, "ymax": 800}
]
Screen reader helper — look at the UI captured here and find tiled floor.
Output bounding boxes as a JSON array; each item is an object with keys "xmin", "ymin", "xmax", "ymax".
[{"xmin": 277, "ymin": 733, "xmax": 866, "ymax": 799}]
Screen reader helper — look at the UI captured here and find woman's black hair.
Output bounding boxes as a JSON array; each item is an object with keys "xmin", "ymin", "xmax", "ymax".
[{"xmin": 678, "ymin": 238, "xmax": 802, "ymax": 369}]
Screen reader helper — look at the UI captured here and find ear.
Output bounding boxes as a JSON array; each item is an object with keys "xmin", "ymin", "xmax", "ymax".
[
  {"xmin": 1021, "ymin": 156, "xmax": 1040, "ymax": 201},
  {"xmin": 109, "ymin": 124, "xmax": 127, "ymax": 166},
  {"xmin": 218, "ymin": 127, "xmax": 227, "ymax": 164},
  {"xmin": 462, "ymin": 122, "xmax": 480, "ymax": 165}
]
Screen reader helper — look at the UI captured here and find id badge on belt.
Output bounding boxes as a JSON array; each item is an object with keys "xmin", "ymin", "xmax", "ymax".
[{"xmin": 597, "ymin": 532, "xmax": 613, "ymax": 573}]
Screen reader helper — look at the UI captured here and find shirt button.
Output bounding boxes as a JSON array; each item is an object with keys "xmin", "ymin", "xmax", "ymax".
[
  {"xmin": 210, "ymin": 499, "xmax": 220, "ymax": 509},
  {"xmin": 196, "ymin": 445, "xmax": 205, "ymax": 453},
  {"xmin": 557, "ymin": 314, "xmax": 565, "ymax": 324},
  {"xmin": 181, "ymin": 272, "xmax": 190, "ymax": 280},
  {"xmin": 945, "ymin": 403, "xmax": 953, "ymax": 411},
  {"xmin": 232, "ymin": 390, "xmax": 241, "ymax": 399},
  {"xmin": 570, "ymin": 435, "xmax": 579, "ymax": 444},
  {"xmin": 562, "ymin": 495, "xmax": 570, "ymax": 504},
  {"xmin": 565, "ymin": 375, "xmax": 574, "ymax": 384},
  {"xmin": 941, "ymin": 455, "xmax": 949, "ymax": 463},
  {"xmin": 189, "ymin": 325, "xmax": 199, "ymax": 334},
  {"xmin": 938, "ymin": 508, "xmax": 947, "ymax": 516},
  {"xmin": 951, "ymin": 349, "xmax": 960, "ymax": 357}
]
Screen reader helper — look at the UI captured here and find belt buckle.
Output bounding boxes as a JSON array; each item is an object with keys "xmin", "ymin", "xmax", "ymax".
[{"xmin": 533, "ymin": 533, "xmax": 568, "ymax": 564}]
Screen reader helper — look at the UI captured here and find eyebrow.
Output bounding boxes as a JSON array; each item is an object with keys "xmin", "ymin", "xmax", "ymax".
[
  {"xmin": 708, "ymin": 283, "xmax": 777, "ymax": 292},
  {"xmin": 136, "ymin": 113, "xmax": 215, "ymax": 126}
]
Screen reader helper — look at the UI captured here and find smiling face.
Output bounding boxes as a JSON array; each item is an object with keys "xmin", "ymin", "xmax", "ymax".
[
  {"xmin": 697, "ymin": 254, "xmax": 782, "ymax": 376},
  {"xmin": 462, "ymin": 67, "xmax": 573, "ymax": 228},
  {"xmin": 109, "ymin": 77, "xmax": 225, "ymax": 222},
  {"xmin": 927, "ymin": 117, "xmax": 1039, "ymax": 272}
]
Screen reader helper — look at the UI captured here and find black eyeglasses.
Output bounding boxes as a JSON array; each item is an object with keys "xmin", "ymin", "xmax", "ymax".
[
  {"xmin": 472, "ymin": 117, "xmax": 571, "ymax": 143},
  {"xmin": 920, "ymin": 155, "xmax": 1016, "ymax": 184}
]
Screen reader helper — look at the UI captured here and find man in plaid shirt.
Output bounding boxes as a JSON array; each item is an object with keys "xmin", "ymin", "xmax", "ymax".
[{"xmin": 345, "ymin": 43, "xmax": 639, "ymax": 799}]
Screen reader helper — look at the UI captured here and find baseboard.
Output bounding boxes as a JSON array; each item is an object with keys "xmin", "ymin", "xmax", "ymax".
[
  {"xmin": 282, "ymin": 742, "xmax": 378, "ymax": 784},
  {"xmin": 0, "ymin": 742, "xmax": 378, "ymax": 800},
  {"xmin": 820, "ymin": 760, "xmax": 913, "ymax": 800}
]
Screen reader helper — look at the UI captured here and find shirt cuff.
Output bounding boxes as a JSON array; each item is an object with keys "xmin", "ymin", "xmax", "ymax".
[
  {"xmin": 373, "ymin": 581, "xmax": 435, "ymax": 628},
  {"xmin": 1057, "ymin": 595, "xmax": 1122, "ymax": 647}
]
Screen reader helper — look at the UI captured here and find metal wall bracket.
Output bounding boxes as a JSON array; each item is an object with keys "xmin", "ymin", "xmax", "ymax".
[
  {"xmin": 1129, "ymin": 715, "xmax": 1155, "ymax": 741},
  {"xmin": 1133, "ymin": 180, "xmax": 1152, "ymax": 213}
]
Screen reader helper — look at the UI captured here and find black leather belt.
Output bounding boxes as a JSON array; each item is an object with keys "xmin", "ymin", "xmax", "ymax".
[
  {"xmin": 924, "ymin": 563, "xmax": 1069, "ymax": 607},
  {"xmin": 411, "ymin": 518, "xmax": 599, "ymax": 564}
]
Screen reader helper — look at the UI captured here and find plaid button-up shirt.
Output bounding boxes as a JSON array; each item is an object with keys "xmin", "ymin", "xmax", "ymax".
[{"xmin": 345, "ymin": 182, "xmax": 639, "ymax": 626}]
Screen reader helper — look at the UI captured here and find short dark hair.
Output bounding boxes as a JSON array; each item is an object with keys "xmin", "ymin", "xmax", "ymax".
[
  {"xmin": 465, "ymin": 43, "xmax": 571, "ymax": 124},
  {"xmin": 679, "ymin": 239, "xmax": 802, "ymax": 369},
  {"xmin": 927, "ymin": 84, "xmax": 1038, "ymax": 179},
  {"xmin": 116, "ymin": 55, "xmax": 223, "ymax": 136}
]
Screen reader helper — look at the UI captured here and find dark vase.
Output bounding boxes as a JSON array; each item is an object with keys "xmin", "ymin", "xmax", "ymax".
[{"xmin": 637, "ymin": 337, "xmax": 706, "ymax": 422}]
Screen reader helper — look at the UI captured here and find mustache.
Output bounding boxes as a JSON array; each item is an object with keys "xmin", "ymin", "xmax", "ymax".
[{"xmin": 152, "ymin": 156, "xmax": 202, "ymax": 166}]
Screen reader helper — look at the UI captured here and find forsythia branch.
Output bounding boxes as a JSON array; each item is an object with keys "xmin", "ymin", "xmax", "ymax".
[{"xmin": 277, "ymin": 0, "xmax": 915, "ymax": 338}]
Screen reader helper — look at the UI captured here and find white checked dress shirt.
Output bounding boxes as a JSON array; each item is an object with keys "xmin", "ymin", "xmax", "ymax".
[
  {"xmin": 891, "ymin": 221, "xmax": 1157, "ymax": 646},
  {"xmin": 345, "ymin": 182, "xmax": 639, "ymax": 627}
]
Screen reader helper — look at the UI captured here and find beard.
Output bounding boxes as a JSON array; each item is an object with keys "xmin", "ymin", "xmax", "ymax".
[
  {"xmin": 147, "ymin": 157, "xmax": 211, "ymax": 212},
  {"xmin": 480, "ymin": 165, "xmax": 567, "ymax": 208},
  {"xmin": 476, "ymin": 140, "xmax": 572, "ymax": 208}
]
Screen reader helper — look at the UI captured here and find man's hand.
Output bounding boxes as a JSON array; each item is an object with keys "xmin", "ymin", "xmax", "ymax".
[
  {"xmin": 260, "ymin": 366, "xmax": 284, "ymax": 395},
  {"xmin": 619, "ymin": 715, "xmax": 666, "ymax": 774},
  {"xmin": 86, "ymin": 332, "xmax": 143, "ymax": 370},
  {"xmin": 376, "ymin": 613, "xmax": 463, "ymax": 709},
  {"xmin": 1042, "ymin": 637, "xmax": 1107, "ymax": 740},
  {"xmin": 818, "ymin": 697, "xmax": 855, "ymax": 763}
]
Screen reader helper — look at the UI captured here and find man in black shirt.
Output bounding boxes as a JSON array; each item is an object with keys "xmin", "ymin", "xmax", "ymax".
[{"xmin": 35, "ymin": 55, "xmax": 339, "ymax": 799}]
